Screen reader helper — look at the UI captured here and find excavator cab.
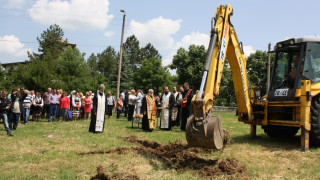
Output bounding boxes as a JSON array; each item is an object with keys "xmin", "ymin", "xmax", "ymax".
[{"xmin": 268, "ymin": 38, "xmax": 320, "ymax": 101}]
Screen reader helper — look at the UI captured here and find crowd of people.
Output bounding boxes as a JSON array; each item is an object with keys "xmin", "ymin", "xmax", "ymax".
[
  {"xmin": 0, "ymin": 82, "xmax": 194, "ymax": 136},
  {"xmin": 0, "ymin": 88, "xmax": 99, "ymax": 136},
  {"xmin": 116, "ymin": 82, "xmax": 194, "ymax": 132}
]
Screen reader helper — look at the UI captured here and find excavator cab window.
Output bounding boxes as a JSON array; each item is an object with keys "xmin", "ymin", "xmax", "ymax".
[
  {"xmin": 268, "ymin": 44, "xmax": 303, "ymax": 101},
  {"xmin": 302, "ymin": 42, "xmax": 320, "ymax": 83}
]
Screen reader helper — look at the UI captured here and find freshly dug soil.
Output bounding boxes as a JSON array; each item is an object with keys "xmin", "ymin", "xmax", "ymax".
[
  {"xmin": 90, "ymin": 164, "xmax": 140, "ymax": 180},
  {"xmin": 80, "ymin": 147, "xmax": 134, "ymax": 155},
  {"xmin": 122, "ymin": 136, "xmax": 246, "ymax": 177},
  {"xmin": 199, "ymin": 158, "xmax": 246, "ymax": 176},
  {"xmin": 123, "ymin": 136, "xmax": 217, "ymax": 170},
  {"xmin": 86, "ymin": 135, "xmax": 245, "ymax": 178},
  {"xmin": 90, "ymin": 165, "xmax": 111, "ymax": 180}
]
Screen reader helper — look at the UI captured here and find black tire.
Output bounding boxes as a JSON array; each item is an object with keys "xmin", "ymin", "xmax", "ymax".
[
  {"xmin": 263, "ymin": 125, "xmax": 300, "ymax": 138},
  {"xmin": 310, "ymin": 95, "xmax": 320, "ymax": 146}
]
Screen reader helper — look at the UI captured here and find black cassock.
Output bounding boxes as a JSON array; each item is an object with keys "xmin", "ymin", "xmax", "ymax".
[
  {"xmin": 159, "ymin": 92, "xmax": 175, "ymax": 131},
  {"xmin": 89, "ymin": 92, "xmax": 107, "ymax": 133},
  {"xmin": 181, "ymin": 89, "xmax": 194, "ymax": 131}
]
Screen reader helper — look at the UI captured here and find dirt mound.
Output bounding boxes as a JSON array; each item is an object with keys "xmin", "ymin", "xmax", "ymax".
[
  {"xmin": 80, "ymin": 147, "xmax": 133, "ymax": 155},
  {"xmin": 124, "ymin": 136, "xmax": 161, "ymax": 149},
  {"xmin": 223, "ymin": 130, "xmax": 232, "ymax": 145},
  {"xmin": 91, "ymin": 164, "xmax": 140, "ymax": 180},
  {"xmin": 87, "ymin": 136, "xmax": 245, "ymax": 178},
  {"xmin": 90, "ymin": 165, "xmax": 111, "ymax": 180},
  {"xmin": 219, "ymin": 158, "xmax": 245, "ymax": 174},
  {"xmin": 123, "ymin": 136, "xmax": 217, "ymax": 169},
  {"xmin": 199, "ymin": 158, "xmax": 246, "ymax": 177},
  {"xmin": 122, "ymin": 136, "xmax": 245, "ymax": 177}
]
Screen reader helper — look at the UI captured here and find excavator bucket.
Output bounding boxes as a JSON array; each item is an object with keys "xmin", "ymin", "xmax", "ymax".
[{"xmin": 186, "ymin": 114, "xmax": 224, "ymax": 149}]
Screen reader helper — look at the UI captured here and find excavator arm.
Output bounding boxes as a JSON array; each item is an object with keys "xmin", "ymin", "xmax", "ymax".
[{"xmin": 186, "ymin": 4, "xmax": 252, "ymax": 149}]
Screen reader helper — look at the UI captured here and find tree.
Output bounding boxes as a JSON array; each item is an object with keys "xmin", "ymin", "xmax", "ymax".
[
  {"xmin": 97, "ymin": 46, "xmax": 117, "ymax": 82},
  {"xmin": 170, "ymin": 45, "xmax": 207, "ymax": 90},
  {"xmin": 133, "ymin": 58, "xmax": 172, "ymax": 93},
  {"xmin": 0, "ymin": 64, "xmax": 8, "ymax": 90},
  {"xmin": 32, "ymin": 24, "xmax": 65, "ymax": 60},
  {"xmin": 87, "ymin": 53, "xmax": 99, "ymax": 77},
  {"xmin": 123, "ymin": 35, "xmax": 143, "ymax": 71},
  {"xmin": 110, "ymin": 51, "xmax": 133, "ymax": 93},
  {"xmin": 56, "ymin": 46, "xmax": 94, "ymax": 92},
  {"xmin": 214, "ymin": 60, "xmax": 236, "ymax": 107},
  {"xmin": 87, "ymin": 53, "xmax": 98, "ymax": 72},
  {"xmin": 141, "ymin": 43, "xmax": 162, "ymax": 60},
  {"xmin": 246, "ymin": 50, "xmax": 271, "ymax": 96},
  {"xmin": 17, "ymin": 52, "xmax": 58, "ymax": 92}
]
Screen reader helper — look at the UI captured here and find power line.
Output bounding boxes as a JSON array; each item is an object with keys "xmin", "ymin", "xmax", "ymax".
[
  {"xmin": 0, "ymin": 39, "xmax": 119, "ymax": 48},
  {"xmin": 0, "ymin": 6, "xmax": 155, "ymax": 23},
  {"xmin": 0, "ymin": 39, "xmax": 36, "ymax": 44}
]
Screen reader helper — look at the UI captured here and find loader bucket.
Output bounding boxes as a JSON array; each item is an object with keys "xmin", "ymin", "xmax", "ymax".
[{"xmin": 186, "ymin": 114, "xmax": 224, "ymax": 149}]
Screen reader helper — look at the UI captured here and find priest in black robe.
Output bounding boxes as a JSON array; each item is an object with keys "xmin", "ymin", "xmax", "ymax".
[
  {"xmin": 89, "ymin": 84, "xmax": 107, "ymax": 133},
  {"xmin": 181, "ymin": 82, "xmax": 194, "ymax": 131},
  {"xmin": 159, "ymin": 86, "xmax": 175, "ymax": 131}
]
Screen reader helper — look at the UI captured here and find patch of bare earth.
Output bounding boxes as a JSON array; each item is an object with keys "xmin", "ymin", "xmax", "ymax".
[
  {"xmin": 85, "ymin": 134, "xmax": 245, "ymax": 178},
  {"xmin": 90, "ymin": 164, "xmax": 140, "ymax": 180}
]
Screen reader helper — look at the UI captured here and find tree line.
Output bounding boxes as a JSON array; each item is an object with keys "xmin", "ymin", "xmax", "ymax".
[{"xmin": 0, "ymin": 24, "xmax": 270, "ymax": 107}]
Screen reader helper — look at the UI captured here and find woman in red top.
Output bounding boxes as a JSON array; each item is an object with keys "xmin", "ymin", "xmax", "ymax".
[
  {"xmin": 83, "ymin": 92, "xmax": 93, "ymax": 121},
  {"xmin": 59, "ymin": 92, "xmax": 70, "ymax": 122}
]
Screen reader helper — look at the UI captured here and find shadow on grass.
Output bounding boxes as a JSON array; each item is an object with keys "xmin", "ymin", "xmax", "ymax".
[{"xmin": 231, "ymin": 133, "xmax": 304, "ymax": 151}]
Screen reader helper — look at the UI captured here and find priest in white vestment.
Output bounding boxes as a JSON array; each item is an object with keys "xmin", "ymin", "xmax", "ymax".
[
  {"xmin": 160, "ymin": 86, "xmax": 175, "ymax": 130},
  {"xmin": 89, "ymin": 84, "xmax": 107, "ymax": 133}
]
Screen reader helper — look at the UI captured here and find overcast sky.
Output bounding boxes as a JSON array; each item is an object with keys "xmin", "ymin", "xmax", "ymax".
[{"xmin": 1, "ymin": 0, "xmax": 319, "ymax": 65}]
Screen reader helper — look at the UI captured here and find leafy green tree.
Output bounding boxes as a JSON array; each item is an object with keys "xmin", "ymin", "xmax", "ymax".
[
  {"xmin": 133, "ymin": 58, "xmax": 172, "ymax": 93},
  {"xmin": 30, "ymin": 24, "xmax": 65, "ymax": 60},
  {"xmin": 141, "ymin": 43, "xmax": 162, "ymax": 60},
  {"xmin": 56, "ymin": 46, "xmax": 94, "ymax": 92},
  {"xmin": 0, "ymin": 64, "xmax": 8, "ymax": 90},
  {"xmin": 5, "ymin": 65, "xmax": 20, "ymax": 90},
  {"xmin": 170, "ymin": 45, "xmax": 207, "ymax": 90},
  {"xmin": 87, "ymin": 53, "xmax": 100, "ymax": 78},
  {"xmin": 110, "ymin": 51, "xmax": 133, "ymax": 93},
  {"xmin": 246, "ymin": 50, "xmax": 272, "ymax": 96},
  {"xmin": 87, "ymin": 53, "xmax": 109, "ymax": 91},
  {"xmin": 16, "ymin": 52, "xmax": 58, "ymax": 92},
  {"xmin": 87, "ymin": 53, "xmax": 98, "ymax": 72},
  {"xmin": 97, "ymin": 46, "xmax": 117, "ymax": 81},
  {"xmin": 113, "ymin": 36, "xmax": 163, "ymax": 93},
  {"xmin": 214, "ymin": 60, "xmax": 236, "ymax": 107},
  {"xmin": 123, "ymin": 35, "xmax": 143, "ymax": 71}
]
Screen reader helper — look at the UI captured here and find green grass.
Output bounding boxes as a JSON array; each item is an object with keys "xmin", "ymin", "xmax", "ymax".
[{"xmin": 0, "ymin": 113, "xmax": 320, "ymax": 179}]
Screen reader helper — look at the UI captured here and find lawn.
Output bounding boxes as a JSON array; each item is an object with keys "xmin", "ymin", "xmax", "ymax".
[{"xmin": 0, "ymin": 113, "xmax": 320, "ymax": 179}]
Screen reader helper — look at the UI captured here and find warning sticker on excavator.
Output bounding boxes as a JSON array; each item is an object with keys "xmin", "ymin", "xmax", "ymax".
[
  {"xmin": 274, "ymin": 88, "xmax": 289, "ymax": 96},
  {"xmin": 219, "ymin": 37, "xmax": 227, "ymax": 62}
]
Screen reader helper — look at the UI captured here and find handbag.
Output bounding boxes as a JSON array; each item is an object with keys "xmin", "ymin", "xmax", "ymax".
[{"xmin": 68, "ymin": 110, "xmax": 73, "ymax": 119}]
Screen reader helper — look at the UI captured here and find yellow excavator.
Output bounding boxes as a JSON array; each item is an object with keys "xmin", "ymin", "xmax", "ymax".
[{"xmin": 186, "ymin": 4, "xmax": 320, "ymax": 151}]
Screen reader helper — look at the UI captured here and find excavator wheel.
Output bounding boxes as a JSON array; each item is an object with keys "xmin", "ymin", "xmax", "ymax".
[
  {"xmin": 310, "ymin": 95, "xmax": 320, "ymax": 146},
  {"xmin": 186, "ymin": 114, "xmax": 224, "ymax": 149},
  {"xmin": 263, "ymin": 125, "xmax": 299, "ymax": 138}
]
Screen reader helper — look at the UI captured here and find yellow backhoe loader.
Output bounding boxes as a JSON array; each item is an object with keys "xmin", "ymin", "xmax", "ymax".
[{"xmin": 186, "ymin": 4, "xmax": 320, "ymax": 151}]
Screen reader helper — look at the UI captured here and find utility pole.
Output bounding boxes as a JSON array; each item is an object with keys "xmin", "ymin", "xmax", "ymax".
[
  {"xmin": 117, "ymin": 9, "xmax": 126, "ymax": 99},
  {"xmin": 267, "ymin": 43, "xmax": 271, "ymax": 93}
]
